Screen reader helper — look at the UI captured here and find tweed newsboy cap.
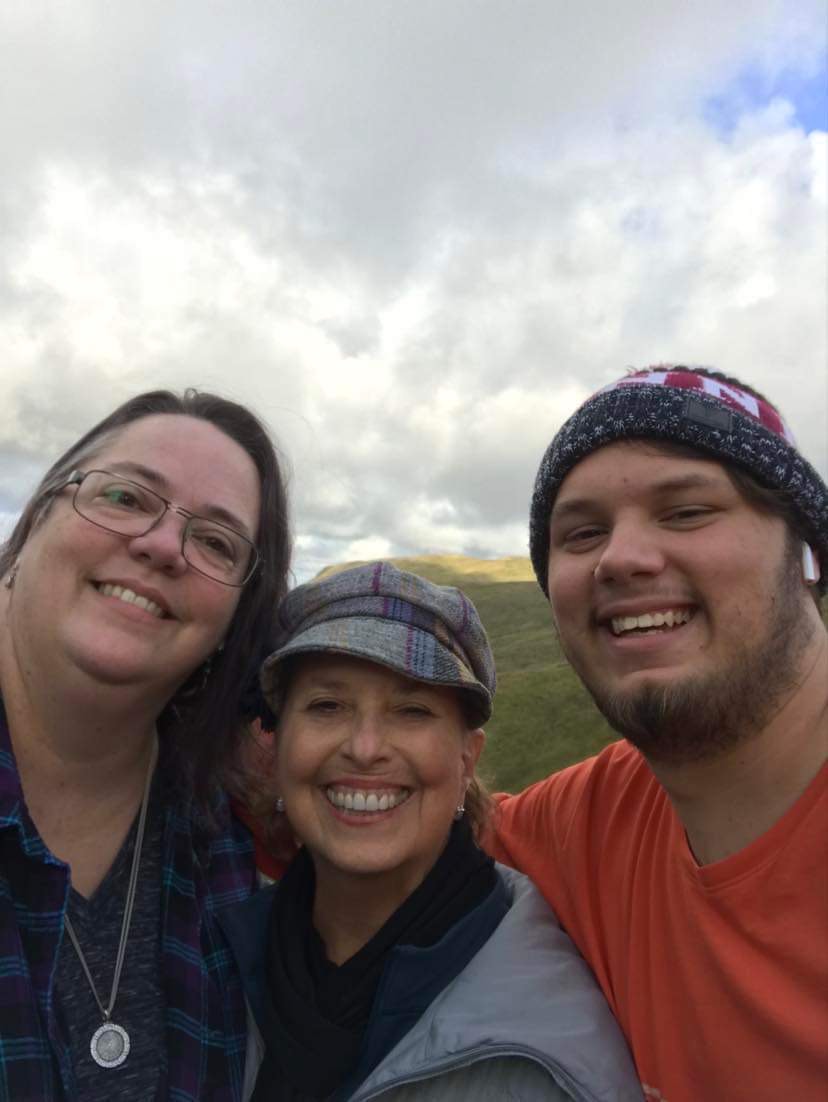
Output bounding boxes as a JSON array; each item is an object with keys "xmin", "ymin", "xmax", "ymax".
[
  {"xmin": 530, "ymin": 367, "xmax": 828, "ymax": 595},
  {"xmin": 261, "ymin": 561, "xmax": 496, "ymax": 724}
]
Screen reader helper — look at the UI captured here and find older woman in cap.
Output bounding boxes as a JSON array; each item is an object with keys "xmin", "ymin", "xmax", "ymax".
[{"xmin": 221, "ymin": 562, "xmax": 642, "ymax": 1102}]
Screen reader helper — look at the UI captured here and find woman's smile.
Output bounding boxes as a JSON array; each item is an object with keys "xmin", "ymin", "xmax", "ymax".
[
  {"xmin": 93, "ymin": 580, "xmax": 172, "ymax": 621},
  {"xmin": 323, "ymin": 785, "xmax": 412, "ymax": 815}
]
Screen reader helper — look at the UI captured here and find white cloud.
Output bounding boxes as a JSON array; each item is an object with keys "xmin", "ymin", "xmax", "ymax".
[
  {"xmin": 0, "ymin": 513, "xmax": 18, "ymax": 542},
  {"xmin": 0, "ymin": 1, "xmax": 824, "ymax": 576}
]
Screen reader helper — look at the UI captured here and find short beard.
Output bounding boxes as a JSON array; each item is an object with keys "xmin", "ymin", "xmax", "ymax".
[{"xmin": 578, "ymin": 541, "xmax": 815, "ymax": 766}]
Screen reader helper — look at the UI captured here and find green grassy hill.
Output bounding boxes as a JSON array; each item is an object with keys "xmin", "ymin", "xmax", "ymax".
[{"xmin": 318, "ymin": 554, "xmax": 617, "ymax": 793}]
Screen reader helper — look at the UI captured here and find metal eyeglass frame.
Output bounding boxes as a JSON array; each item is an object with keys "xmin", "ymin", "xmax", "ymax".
[{"xmin": 63, "ymin": 469, "xmax": 260, "ymax": 587}]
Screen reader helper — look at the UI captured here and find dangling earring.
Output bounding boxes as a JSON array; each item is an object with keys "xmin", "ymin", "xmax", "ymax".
[
  {"xmin": 4, "ymin": 559, "xmax": 19, "ymax": 590},
  {"xmin": 176, "ymin": 655, "xmax": 214, "ymax": 702},
  {"xmin": 453, "ymin": 804, "xmax": 465, "ymax": 821},
  {"xmin": 200, "ymin": 655, "xmax": 214, "ymax": 684},
  {"xmin": 275, "ymin": 797, "xmax": 285, "ymax": 813}
]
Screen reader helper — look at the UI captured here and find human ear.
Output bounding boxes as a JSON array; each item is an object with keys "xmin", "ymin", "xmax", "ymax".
[{"xmin": 461, "ymin": 728, "xmax": 486, "ymax": 781}]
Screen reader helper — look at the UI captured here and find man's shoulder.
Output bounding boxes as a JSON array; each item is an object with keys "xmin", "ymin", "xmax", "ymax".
[
  {"xmin": 489, "ymin": 739, "xmax": 662, "ymax": 864},
  {"xmin": 559, "ymin": 737, "xmax": 644, "ymax": 779},
  {"xmin": 502, "ymin": 738, "xmax": 652, "ymax": 807}
]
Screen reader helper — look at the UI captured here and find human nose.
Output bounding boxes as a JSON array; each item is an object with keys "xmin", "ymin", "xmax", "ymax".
[
  {"xmin": 126, "ymin": 507, "xmax": 189, "ymax": 576},
  {"xmin": 593, "ymin": 519, "xmax": 666, "ymax": 585},
  {"xmin": 343, "ymin": 711, "xmax": 392, "ymax": 767}
]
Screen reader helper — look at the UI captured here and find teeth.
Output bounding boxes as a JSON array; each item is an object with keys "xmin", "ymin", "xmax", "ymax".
[
  {"xmin": 610, "ymin": 608, "xmax": 692, "ymax": 636},
  {"xmin": 325, "ymin": 787, "xmax": 411, "ymax": 814},
  {"xmin": 98, "ymin": 584, "xmax": 164, "ymax": 619}
]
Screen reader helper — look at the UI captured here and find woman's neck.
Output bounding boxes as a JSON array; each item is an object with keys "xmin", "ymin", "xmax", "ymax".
[
  {"xmin": 11, "ymin": 715, "xmax": 157, "ymax": 898},
  {"xmin": 311, "ymin": 862, "xmax": 426, "ymax": 965},
  {"xmin": 0, "ymin": 627, "xmax": 162, "ymax": 897}
]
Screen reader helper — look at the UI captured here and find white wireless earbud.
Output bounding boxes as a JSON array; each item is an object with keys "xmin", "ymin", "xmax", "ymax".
[{"xmin": 801, "ymin": 543, "xmax": 820, "ymax": 585}]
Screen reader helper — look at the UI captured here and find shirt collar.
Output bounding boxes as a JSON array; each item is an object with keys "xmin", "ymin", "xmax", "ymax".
[{"xmin": 0, "ymin": 697, "xmax": 66, "ymax": 867}]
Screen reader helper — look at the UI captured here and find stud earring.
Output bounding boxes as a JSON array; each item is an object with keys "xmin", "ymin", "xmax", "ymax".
[
  {"xmin": 453, "ymin": 805, "xmax": 465, "ymax": 821},
  {"xmin": 275, "ymin": 797, "xmax": 285, "ymax": 813},
  {"xmin": 4, "ymin": 559, "xmax": 19, "ymax": 590}
]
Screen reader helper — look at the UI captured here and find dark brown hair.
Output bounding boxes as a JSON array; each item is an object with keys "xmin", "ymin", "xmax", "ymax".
[{"xmin": 1, "ymin": 389, "xmax": 292, "ymax": 812}]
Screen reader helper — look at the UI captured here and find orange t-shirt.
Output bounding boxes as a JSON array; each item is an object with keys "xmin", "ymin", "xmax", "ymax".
[{"xmin": 489, "ymin": 741, "xmax": 828, "ymax": 1102}]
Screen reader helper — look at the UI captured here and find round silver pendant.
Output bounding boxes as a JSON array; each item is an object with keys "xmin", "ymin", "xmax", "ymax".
[{"xmin": 90, "ymin": 1022, "xmax": 130, "ymax": 1068}]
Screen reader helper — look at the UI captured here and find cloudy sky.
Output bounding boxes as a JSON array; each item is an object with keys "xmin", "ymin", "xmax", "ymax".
[{"xmin": 1, "ymin": 1, "xmax": 825, "ymax": 582}]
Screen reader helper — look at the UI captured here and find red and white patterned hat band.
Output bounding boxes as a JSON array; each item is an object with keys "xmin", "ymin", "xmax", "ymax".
[{"xmin": 600, "ymin": 369, "xmax": 797, "ymax": 445}]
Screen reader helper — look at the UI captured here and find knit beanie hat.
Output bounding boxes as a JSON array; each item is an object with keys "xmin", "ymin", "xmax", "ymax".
[{"xmin": 529, "ymin": 367, "xmax": 828, "ymax": 595}]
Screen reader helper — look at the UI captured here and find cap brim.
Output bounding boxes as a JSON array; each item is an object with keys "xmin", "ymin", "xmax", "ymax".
[{"xmin": 260, "ymin": 616, "xmax": 492, "ymax": 724}]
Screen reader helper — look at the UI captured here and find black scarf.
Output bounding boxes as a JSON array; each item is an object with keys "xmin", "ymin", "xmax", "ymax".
[{"xmin": 253, "ymin": 818, "xmax": 496, "ymax": 1102}]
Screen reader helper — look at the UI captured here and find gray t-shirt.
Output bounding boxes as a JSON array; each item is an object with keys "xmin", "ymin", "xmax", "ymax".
[{"xmin": 55, "ymin": 777, "xmax": 166, "ymax": 1101}]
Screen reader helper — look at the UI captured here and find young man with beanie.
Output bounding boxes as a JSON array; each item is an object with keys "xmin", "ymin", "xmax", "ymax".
[{"xmin": 489, "ymin": 367, "xmax": 827, "ymax": 1102}]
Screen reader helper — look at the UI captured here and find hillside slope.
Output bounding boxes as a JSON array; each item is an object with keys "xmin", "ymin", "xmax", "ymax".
[{"xmin": 318, "ymin": 554, "xmax": 616, "ymax": 793}]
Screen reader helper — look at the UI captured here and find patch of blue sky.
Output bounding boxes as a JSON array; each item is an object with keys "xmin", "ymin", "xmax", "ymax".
[{"xmin": 703, "ymin": 61, "xmax": 827, "ymax": 136}]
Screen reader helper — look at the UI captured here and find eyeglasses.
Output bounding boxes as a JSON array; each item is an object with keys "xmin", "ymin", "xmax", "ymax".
[{"xmin": 64, "ymin": 469, "xmax": 259, "ymax": 587}]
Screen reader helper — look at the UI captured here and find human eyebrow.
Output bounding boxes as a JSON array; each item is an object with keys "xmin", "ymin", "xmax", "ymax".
[
  {"xmin": 101, "ymin": 461, "xmax": 254, "ymax": 537},
  {"xmin": 650, "ymin": 473, "xmax": 727, "ymax": 494},
  {"xmin": 104, "ymin": 461, "xmax": 168, "ymax": 489},
  {"xmin": 549, "ymin": 496, "xmax": 601, "ymax": 526},
  {"xmin": 552, "ymin": 473, "xmax": 729, "ymax": 522}
]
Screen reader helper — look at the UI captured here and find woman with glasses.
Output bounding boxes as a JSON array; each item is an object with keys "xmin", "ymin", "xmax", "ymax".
[{"xmin": 0, "ymin": 390, "xmax": 290, "ymax": 1102}]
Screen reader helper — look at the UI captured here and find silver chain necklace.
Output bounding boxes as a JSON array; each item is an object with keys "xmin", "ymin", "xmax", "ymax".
[{"xmin": 63, "ymin": 739, "xmax": 158, "ymax": 1069}]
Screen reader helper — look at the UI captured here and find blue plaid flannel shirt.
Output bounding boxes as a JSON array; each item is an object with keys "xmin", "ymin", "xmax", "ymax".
[{"xmin": 0, "ymin": 703, "xmax": 256, "ymax": 1101}]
